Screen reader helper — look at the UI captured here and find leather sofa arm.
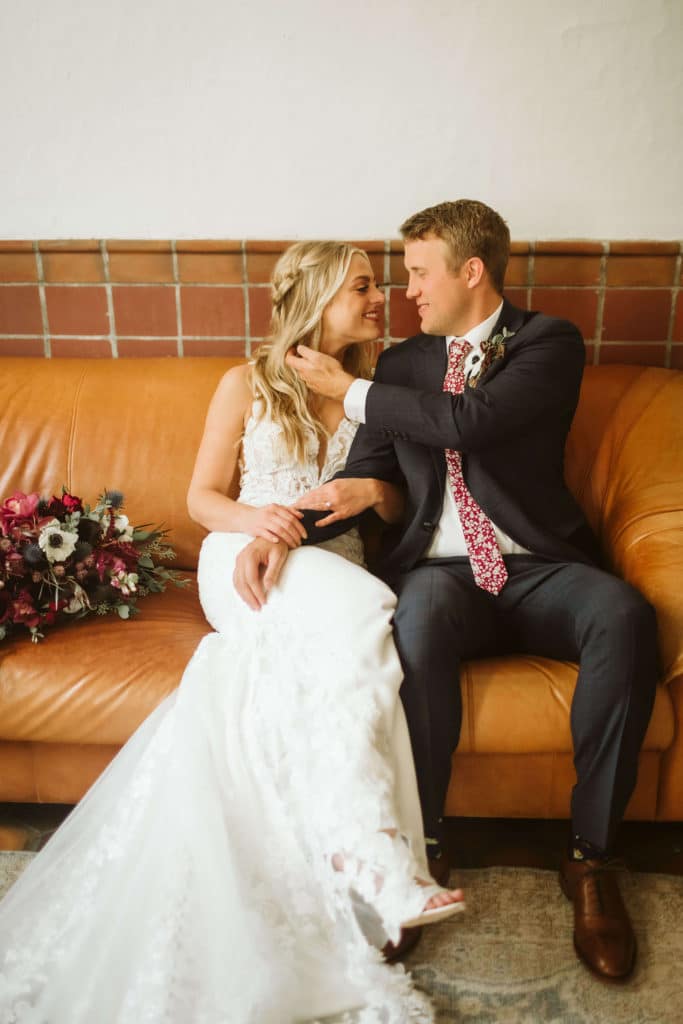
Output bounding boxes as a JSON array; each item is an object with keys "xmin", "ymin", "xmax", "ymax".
[{"xmin": 604, "ymin": 508, "xmax": 683, "ymax": 687}]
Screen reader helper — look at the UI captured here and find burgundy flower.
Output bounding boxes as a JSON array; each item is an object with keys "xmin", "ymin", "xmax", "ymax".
[
  {"xmin": 94, "ymin": 549, "xmax": 120, "ymax": 581},
  {"xmin": 108, "ymin": 540, "xmax": 140, "ymax": 570},
  {"xmin": 46, "ymin": 496, "xmax": 66, "ymax": 518},
  {"xmin": 0, "ymin": 492, "xmax": 40, "ymax": 534},
  {"xmin": 11, "ymin": 589, "xmax": 42, "ymax": 628},
  {"xmin": 4, "ymin": 551, "xmax": 25, "ymax": 577},
  {"xmin": 62, "ymin": 493, "xmax": 83, "ymax": 514}
]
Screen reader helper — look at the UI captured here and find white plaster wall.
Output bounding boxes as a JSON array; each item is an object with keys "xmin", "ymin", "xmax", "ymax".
[{"xmin": 1, "ymin": 0, "xmax": 681, "ymax": 239}]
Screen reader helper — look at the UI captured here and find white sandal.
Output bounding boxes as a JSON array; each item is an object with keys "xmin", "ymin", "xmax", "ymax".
[{"xmin": 401, "ymin": 881, "xmax": 466, "ymax": 929}]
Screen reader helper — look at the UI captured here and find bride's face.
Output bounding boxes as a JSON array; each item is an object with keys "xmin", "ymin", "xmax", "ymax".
[{"xmin": 319, "ymin": 254, "xmax": 384, "ymax": 356}]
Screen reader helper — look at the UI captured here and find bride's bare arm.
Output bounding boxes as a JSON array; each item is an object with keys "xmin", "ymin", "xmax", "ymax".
[{"xmin": 187, "ymin": 365, "xmax": 306, "ymax": 548}]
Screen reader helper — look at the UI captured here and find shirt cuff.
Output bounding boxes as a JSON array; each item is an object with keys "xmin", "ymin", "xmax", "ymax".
[{"xmin": 344, "ymin": 378, "xmax": 372, "ymax": 423}]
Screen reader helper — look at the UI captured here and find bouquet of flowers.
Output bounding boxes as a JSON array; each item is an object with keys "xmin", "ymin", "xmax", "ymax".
[{"xmin": 0, "ymin": 488, "xmax": 188, "ymax": 643}]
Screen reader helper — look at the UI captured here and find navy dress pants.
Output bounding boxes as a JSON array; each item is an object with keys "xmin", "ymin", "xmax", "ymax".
[{"xmin": 390, "ymin": 555, "xmax": 658, "ymax": 851}]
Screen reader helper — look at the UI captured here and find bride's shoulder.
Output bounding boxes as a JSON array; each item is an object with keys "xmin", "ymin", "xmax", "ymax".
[
  {"xmin": 212, "ymin": 363, "xmax": 254, "ymax": 409},
  {"xmin": 216, "ymin": 361, "xmax": 253, "ymax": 396},
  {"xmin": 202, "ymin": 363, "xmax": 255, "ymax": 435}
]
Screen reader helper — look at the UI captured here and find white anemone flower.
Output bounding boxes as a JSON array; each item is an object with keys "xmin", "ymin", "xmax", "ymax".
[
  {"xmin": 38, "ymin": 519, "xmax": 78, "ymax": 563},
  {"xmin": 114, "ymin": 514, "xmax": 134, "ymax": 542}
]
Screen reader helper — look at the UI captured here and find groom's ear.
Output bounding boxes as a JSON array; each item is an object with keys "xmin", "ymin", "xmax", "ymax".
[{"xmin": 463, "ymin": 257, "xmax": 485, "ymax": 289}]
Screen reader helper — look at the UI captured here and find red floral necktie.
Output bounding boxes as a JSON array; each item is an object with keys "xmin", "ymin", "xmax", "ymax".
[{"xmin": 442, "ymin": 339, "xmax": 508, "ymax": 595}]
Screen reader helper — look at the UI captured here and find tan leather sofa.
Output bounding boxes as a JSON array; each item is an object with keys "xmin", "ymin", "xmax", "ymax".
[{"xmin": 0, "ymin": 358, "xmax": 681, "ymax": 821}]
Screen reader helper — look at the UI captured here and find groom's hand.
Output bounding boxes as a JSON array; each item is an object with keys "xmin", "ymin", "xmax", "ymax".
[
  {"xmin": 233, "ymin": 537, "xmax": 289, "ymax": 610},
  {"xmin": 285, "ymin": 345, "xmax": 355, "ymax": 401},
  {"xmin": 294, "ymin": 479, "xmax": 378, "ymax": 526}
]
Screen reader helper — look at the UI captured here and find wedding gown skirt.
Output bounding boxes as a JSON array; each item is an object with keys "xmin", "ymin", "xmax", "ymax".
[{"xmin": 0, "ymin": 532, "xmax": 436, "ymax": 1023}]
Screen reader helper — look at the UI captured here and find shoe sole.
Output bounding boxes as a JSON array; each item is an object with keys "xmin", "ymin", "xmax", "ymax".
[{"xmin": 402, "ymin": 900, "xmax": 466, "ymax": 930}]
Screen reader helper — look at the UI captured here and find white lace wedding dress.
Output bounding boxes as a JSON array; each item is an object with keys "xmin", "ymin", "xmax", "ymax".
[{"xmin": 0, "ymin": 404, "xmax": 438, "ymax": 1024}]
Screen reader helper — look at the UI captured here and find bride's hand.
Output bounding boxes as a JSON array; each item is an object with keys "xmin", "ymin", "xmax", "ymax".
[
  {"xmin": 294, "ymin": 479, "xmax": 378, "ymax": 526},
  {"xmin": 247, "ymin": 504, "xmax": 307, "ymax": 548},
  {"xmin": 233, "ymin": 537, "xmax": 290, "ymax": 610}
]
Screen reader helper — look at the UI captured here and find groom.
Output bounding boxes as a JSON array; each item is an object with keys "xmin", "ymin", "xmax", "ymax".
[{"xmin": 234, "ymin": 200, "xmax": 658, "ymax": 981}]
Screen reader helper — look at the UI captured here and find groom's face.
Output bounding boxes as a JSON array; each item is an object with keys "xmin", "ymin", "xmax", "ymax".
[{"xmin": 404, "ymin": 235, "xmax": 471, "ymax": 337}]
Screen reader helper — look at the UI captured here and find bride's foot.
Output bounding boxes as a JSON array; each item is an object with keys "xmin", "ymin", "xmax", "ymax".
[
  {"xmin": 401, "ymin": 877, "xmax": 465, "ymax": 929},
  {"xmin": 331, "ymin": 850, "xmax": 465, "ymax": 929}
]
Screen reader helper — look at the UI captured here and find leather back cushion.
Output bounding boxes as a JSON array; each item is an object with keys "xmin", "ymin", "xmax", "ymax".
[
  {"xmin": 1, "ymin": 358, "xmax": 682, "ymax": 680},
  {"xmin": 0, "ymin": 358, "xmax": 240, "ymax": 569}
]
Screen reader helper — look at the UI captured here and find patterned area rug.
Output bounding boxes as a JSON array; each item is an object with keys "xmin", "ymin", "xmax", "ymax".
[
  {"xmin": 406, "ymin": 866, "xmax": 683, "ymax": 1023},
  {"xmin": 1, "ymin": 855, "xmax": 681, "ymax": 1022}
]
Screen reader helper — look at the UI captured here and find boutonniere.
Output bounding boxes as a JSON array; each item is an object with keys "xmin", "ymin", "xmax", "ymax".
[{"xmin": 466, "ymin": 327, "xmax": 515, "ymax": 388}]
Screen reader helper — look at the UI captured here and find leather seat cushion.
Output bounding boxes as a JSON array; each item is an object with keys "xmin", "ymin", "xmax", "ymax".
[{"xmin": 0, "ymin": 579, "xmax": 208, "ymax": 745}]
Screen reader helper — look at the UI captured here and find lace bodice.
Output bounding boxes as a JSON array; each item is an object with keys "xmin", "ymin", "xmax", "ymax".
[{"xmin": 238, "ymin": 401, "xmax": 365, "ymax": 566}]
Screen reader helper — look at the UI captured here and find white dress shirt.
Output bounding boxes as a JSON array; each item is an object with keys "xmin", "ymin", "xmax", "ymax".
[{"xmin": 343, "ymin": 302, "xmax": 531, "ymax": 558}]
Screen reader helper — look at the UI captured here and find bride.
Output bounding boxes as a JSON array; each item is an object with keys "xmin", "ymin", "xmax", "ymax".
[{"xmin": 0, "ymin": 241, "xmax": 464, "ymax": 1024}]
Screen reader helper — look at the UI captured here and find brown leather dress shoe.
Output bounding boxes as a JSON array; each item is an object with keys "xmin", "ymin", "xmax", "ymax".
[
  {"xmin": 559, "ymin": 853, "xmax": 636, "ymax": 982},
  {"xmin": 382, "ymin": 925, "xmax": 422, "ymax": 962}
]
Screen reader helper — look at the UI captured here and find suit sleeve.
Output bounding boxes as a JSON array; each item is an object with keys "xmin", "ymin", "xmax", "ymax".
[
  {"xmin": 299, "ymin": 353, "xmax": 405, "ymax": 545},
  {"xmin": 365, "ymin": 320, "xmax": 584, "ymax": 452}
]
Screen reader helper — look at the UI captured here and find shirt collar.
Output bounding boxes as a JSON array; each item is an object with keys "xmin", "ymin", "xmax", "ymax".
[{"xmin": 445, "ymin": 300, "xmax": 504, "ymax": 352}]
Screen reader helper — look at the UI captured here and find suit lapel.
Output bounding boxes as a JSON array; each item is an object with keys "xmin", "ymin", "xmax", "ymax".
[
  {"xmin": 412, "ymin": 300, "xmax": 526, "ymax": 391},
  {"xmin": 470, "ymin": 298, "xmax": 529, "ymax": 387},
  {"xmin": 492, "ymin": 297, "xmax": 527, "ymax": 338}
]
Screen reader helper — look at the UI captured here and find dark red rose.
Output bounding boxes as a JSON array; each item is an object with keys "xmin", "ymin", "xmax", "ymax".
[
  {"xmin": 46, "ymin": 496, "xmax": 66, "ymax": 518},
  {"xmin": 62, "ymin": 493, "xmax": 83, "ymax": 513},
  {"xmin": 11, "ymin": 589, "xmax": 41, "ymax": 628}
]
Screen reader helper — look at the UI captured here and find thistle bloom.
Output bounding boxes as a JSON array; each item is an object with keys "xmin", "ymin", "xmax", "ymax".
[{"xmin": 38, "ymin": 520, "xmax": 78, "ymax": 563}]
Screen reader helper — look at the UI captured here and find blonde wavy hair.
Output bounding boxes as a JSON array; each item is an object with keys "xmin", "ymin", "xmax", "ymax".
[{"xmin": 251, "ymin": 240, "xmax": 375, "ymax": 460}]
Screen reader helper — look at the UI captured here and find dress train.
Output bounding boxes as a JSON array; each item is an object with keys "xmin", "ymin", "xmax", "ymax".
[{"xmin": 0, "ymin": 533, "xmax": 438, "ymax": 1023}]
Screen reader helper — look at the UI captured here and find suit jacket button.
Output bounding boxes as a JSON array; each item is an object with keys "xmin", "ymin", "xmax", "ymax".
[{"xmin": 422, "ymin": 521, "xmax": 434, "ymax": 531}]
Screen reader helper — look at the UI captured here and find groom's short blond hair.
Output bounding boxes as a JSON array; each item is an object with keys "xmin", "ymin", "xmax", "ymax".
[{"xmin": 400, "ymin": 199, "xmax": 510, "ymax": 294}]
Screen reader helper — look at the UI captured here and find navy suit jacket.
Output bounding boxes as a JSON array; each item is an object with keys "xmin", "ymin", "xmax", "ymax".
[{"xmin": 303, "ymin": 299, "xmax": 600, "ymax": 580}]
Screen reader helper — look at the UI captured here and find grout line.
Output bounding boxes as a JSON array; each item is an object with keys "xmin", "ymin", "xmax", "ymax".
[
  {"xmin": 664, "ymin": 243, "xmax": 681, "ymax": 369},
  {"xmin": 0, "ymin": 333, "xmax": 672, "ymax": 350},
  {"xmin": 171, "ymin": 241, "xmax": 183, "ymax": 357},
  {"xmin": 383, "ymin": 240, "xmax": 391, "ymax": 349},
  {"xmin": 100, "ymin": 241, "xmax": 117, "ymax": 357},
  {"xmin": 0, "ymin": 333, "xmax": 248, "ymax": 341},
  {"xmin": 593, "ymin": 242, "xmax": 609, "ymax": 365},
  {"xmin": 33, "ymin": 243, "xmax": 50, "ymax": 357},
  {"xmin": 241, "ymin": 241, "xmax": 250, "ymax": 358},
  {"xmin": 0, "ymin": 281, "xmax": 249, "ymax": 289}
]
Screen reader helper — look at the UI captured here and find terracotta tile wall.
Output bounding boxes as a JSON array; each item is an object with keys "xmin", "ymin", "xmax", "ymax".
[{"xmin": 0, "ymin": 239, "xmax": 681, "ymax": 367}]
